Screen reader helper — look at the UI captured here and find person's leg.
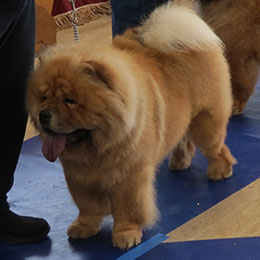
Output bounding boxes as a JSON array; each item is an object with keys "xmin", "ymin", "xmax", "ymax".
[
  {"xmin": 111, "ymin": 0, "xmax": 170, "ymax": 36},
  {"xmin": 0, "ymin": 0, "xmax": 50, "ymax": 243},
  {"xmin": 0, "ymin": 0, "xmax": 33, "ymax": 214}
]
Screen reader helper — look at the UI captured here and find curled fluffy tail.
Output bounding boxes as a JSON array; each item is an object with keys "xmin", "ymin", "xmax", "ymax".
[{"xmin": 136, "ymin": 1, "xmax": 223, "ymax": 52}]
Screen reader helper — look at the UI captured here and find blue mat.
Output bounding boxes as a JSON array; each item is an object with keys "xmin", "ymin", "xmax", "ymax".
[{"xmin": 1, "ymin": 79, "xmax": 260, "ymax": 260}]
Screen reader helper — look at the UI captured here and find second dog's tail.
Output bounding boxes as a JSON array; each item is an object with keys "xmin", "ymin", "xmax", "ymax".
[{"xmin": 136, "ymin": 0, "xmax": 223, "ymax": 52}]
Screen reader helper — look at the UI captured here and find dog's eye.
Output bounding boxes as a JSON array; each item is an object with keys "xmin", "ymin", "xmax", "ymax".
[
  {"xmin": 41, "ymin": 96, "xmax": 47, "ymax": 101},
  {"xmin": 64, "ymin": 97, "xmax": 76, "ymax": 105}
]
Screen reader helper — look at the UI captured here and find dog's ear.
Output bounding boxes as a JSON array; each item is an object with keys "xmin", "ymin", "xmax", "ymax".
[
  {"xmin": 81, "ymin": 61, "xmax": 111, "ymax": 86},
  {"xmin": 36, "ymin": 55, "xmax": 45, "ymax": 68},
  {"xmin": 38, "ymin": 55, "xmax": 44, "ymax": 65},
  {"xmin": 36, "ymin": 46, "xmax": 49, "ymax": 66}
]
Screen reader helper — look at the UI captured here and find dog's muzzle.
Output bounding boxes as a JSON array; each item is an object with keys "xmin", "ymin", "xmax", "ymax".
[{"xmin": 39, "ymin": 109, "xmax": 52, "ymax": 126}]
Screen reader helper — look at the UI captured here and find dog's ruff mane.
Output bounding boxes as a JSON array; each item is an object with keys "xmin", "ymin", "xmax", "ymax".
[{"xmin": 137, "ymin": 2, "xmax": 223, "ymax": 51}]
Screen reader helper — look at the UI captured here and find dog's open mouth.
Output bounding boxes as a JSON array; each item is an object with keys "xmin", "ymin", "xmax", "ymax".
[{"xmin": 42, "ymin": 129, "xmax": 91, "ymax": 162}]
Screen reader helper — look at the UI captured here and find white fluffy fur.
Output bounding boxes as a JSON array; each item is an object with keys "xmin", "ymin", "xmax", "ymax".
[{"xmin": 137, "ymin": 2, "xmax": 223, "ymax": 51}]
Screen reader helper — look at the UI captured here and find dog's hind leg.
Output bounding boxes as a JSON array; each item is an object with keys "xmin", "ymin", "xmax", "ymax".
[
  {"xmin": 169, "ymin": 134, "xmax": 196, "ymax": 171},
  {"xmin": 230, "ymin": 55, "xmax": 259, "ymax": 115},
  {"xmin": 188, "ymin": 110, "xmax": 236, "ymax": 180}
]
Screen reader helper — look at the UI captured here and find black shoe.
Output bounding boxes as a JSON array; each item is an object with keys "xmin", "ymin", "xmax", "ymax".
[{"xmin": 0, "ymin": 210, "xmax": 50, "ymax": 243}]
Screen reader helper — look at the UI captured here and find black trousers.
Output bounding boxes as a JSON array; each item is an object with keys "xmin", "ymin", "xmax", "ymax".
[
  {"xmin": 0, "ymin": 0, "xmax": 35, "ymax": 213},
  {"xmin": 111, "ymin": 0, "xmax": 170, "ymax": 36}
]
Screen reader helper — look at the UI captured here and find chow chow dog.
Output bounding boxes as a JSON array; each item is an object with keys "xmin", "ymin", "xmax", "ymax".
[
  {"xmin": 26, "ymin": 1, "xmax": 236, "ymax": 249},
  {"xmin": 199, "ymin": 0, "xmax": 260, "ymax": 114}
]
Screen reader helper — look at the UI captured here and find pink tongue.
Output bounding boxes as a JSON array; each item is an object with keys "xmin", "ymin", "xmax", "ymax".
[{"xmin": 42, "ymin": 135, "xmax": 67, "ymax": 162}]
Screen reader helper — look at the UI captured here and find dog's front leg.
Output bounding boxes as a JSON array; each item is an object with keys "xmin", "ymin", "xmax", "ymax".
[
  {"xmin": 66, "ymin": 184, "xmax": 110, "ymax": 240},
  {"xmin": 110, "ymin": 165, "xmax": 158, "ymax": 250}
]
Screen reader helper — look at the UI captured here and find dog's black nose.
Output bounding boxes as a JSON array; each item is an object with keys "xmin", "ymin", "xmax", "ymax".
[{"xmin": 39, "ymin": 109, "xmax": 52, "ymax": 125}]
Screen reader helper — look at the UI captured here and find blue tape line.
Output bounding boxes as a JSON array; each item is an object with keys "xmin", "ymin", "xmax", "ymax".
[{"xmin": 116, "ymin": 233, "xmax": 169, "ymax": 260}]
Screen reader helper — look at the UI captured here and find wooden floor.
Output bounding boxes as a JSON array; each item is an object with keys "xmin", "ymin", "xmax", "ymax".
[{"xmin": 166, "ymin": 178, "xmax": 260, "ymax": 243}]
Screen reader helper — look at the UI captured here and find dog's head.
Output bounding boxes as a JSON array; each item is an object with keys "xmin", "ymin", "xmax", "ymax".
[{"xmin": 26, "ymin": 47, "xmax": 137, "ymax": 162}]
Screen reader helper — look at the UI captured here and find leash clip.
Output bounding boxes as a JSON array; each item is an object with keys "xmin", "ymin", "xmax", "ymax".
[{"xmin": 69, "ymin": 0, "xmax": 80, "ymax": 42}]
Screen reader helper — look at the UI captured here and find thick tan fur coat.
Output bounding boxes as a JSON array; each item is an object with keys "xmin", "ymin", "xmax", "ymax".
[{"xmin": 26, "ymin": 2, "xmax": 236, "ymax": 249}]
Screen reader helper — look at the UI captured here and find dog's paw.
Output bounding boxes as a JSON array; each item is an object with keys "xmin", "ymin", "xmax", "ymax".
[
  {"xmin": 169, "ymin": 138, "xmax": 195, "ymax": 171},
  {"xmin": 207, "ymin": 145, "xmax": 236, "ymax": 181},
  {"xmin": 207, "ymin": 168, "xmax": 233, "ymax": 181},
  {"xmin": 232, "ymin": 99, "xmax": 246, "ymax": 115},
  {"xmin": 112, "ymin": 229, "xmax": 142, "ymax": 250},
  {"xmin": 67, "ymin": 220, "xmax": 99, "ymax": 239},
  {"xmin": 169, "ymin": 156, "xmax": 192, "ymax": 171}
]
